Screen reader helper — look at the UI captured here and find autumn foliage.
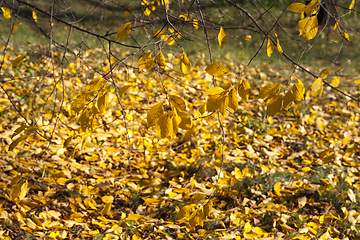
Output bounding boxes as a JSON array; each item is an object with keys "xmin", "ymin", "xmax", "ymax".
[{"xmin": 1, "ymin": 0, "xmax": 360, "ymax": 239}]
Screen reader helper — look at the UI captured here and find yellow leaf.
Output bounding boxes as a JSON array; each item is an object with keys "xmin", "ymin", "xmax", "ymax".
[
  {"xmin": 287, "ymin": 3, "xmax": 307, "ymax": 13},
  {"xmin": 153, "ymin": 29, "xmax": 165, "ymax": 38},
  {"xmin": 12, "ymin": 55, "xmax": 26, "ymax": 68},
  {"xmin": 311, "ymin": 78, "xmax": 323, "ymax": 92},
  {"xmin": 178, "ymin": 204, "xmax": 195, "ymax": 220},
  {"xmin": 179, "ymin": 13, "xmax": 188, "ymax": 21},
  {"xmin": 219, "ymin": 94, "xmax": 229, "ymax": 115},
  {"xmin": 199, "ymin": 103, "xmax": 206, "ymax": 115},
  {"xmin": 348, "ymin": 189, "xmax": 356, "ymax": 202},
  {"xmin": 218, "ymin": 26, "xmax": 226, "ymax": 49},
  {"xmin": 298, "ymin": 16, "xmax": 318, "ymax": 41},
  {"xmin": 10, "ymin": 183, "xmax": 21, "ymax": 201},
  {"xmin": 169, "ymin": 95, "xmax": 186, "ymax": 112},
  {"xmin": 180, "ymin": 52, "xmax": 191, "ymax": 74},
  {"xmin": 86, "ymin": 77, "xmax": 105, "ymax": 92},
  {"xmin": 333, "ymin": 20, "xmax": 339, "ymax": 31},
  {"xmin": 71, "ymin": 92, "xmax": 92, "ymax": 113},
  {"xmin": 191, "ymin": 193, "xmax": 205, "ymax": 203},
  {"xmin": 244, "ymin": 34, "xmax": 252, "ymax": 41},
  {"xmin": 205, "ymin": 87, "xmax": 225, "ymax": 95},
  {"xmin": 205, "ymin": 63, "xmax": 230, "ymax": 77},
  {"xmin": 349, "ymin": 0, "xmax": 355, "ymax": 12},
  {"xmin": 97, "ymin": 90, "xmax": 109, "ymax": 112},
  {"xmin": 259, "ymin": 83, "xmax": 282, "ymax": 100},
  {"xmin": 9, "ymin": 134, "xmax": 28, "ymax": 151},
  {"xmin": 147, "ymin": 101, "xmax": 164, "ymax": 127},
  {"xmin": 203, "ymin": 200, "xmax": 213, "ymax": 217},
  {"xmin": 156, "ymin": 51, "xmax": 166, "ymax": 68},
  {"xmin": 192, "ymin": 19, "xmax": 199, "ymax": 29},
  {"xmin": 244, "ymin": 221, "xmax": 252, "ymax": 233},
  {"xmin": 78, "ymin": 108, "xmax": 90, "ymax": 132},
  {"xmin": 1, "ymin": 7, "xmax": 11, "ymax": 19},
  {"xmin": 116, "ymin": 85, "xmax": 130, "ymax": 95},
  {"xmin": 292, "ymin": 81, "xmax": 305, "ymax": 101},
  {"xmin": 354, "ymin": 79, "xmax": 360, "ymax": 84},
  {"xmin": 179, "ymin": 115, "xmax": 192, "ymax": 130},
  {"xmin": 228, "ymin": 88, "xmax": 238, "ymax": 112},
  {"xmin": 267, "ymin": 94, "xmax": 283, "ymax": 116},
  {"xmin": 331, "ymin": 76, "xmax": 340, "ymax": 87},
  {"xmin": 155, "ymin": 112, "xmax": 173, "ymax": 139},
  {"xmin": 63, "ymin": 136, "xmax": 73, "ymax": 148},
  {"xmin": 116, "ymin": 22, "xmax": 131, "ymax": 41},
  {"xmin": 319, "ymin": 66, "xmax": 332, "ymax": 79},
  {"xmin": 283, "ymin": 90, "xmax": 295, "ymax": 110},
  {"xmin": 298, "ymin": 196, "xmax": 307, "ymax": 209},
  {"xmin": 189, "ymin": 208, "xmax": 204, "ymax": 228},
  {"xmin": 274, "ymin": 33, "xmax": 283, "ymax": 54},
  {"xmin": 138, "ymin": 51, "xmax": 155, "ymax": 72},
  {"xmin": 343, "ymin": 32, "xmax": 350, "ymax": 41},
  {"xmin": 12, "ymin": 23, "xmax": 20, "ymax": 33},
  {"xmin": 24, "ymin": 126, "xmax": 38, "ymax": 135},
  {"xmin": 206, "ymin": 94, "xmax": 225, "ymax": 113},
  {"xmin": 267, "ymin": 38, "xmax": 274, "ymax": 57},
  {"xmin": 238, "ymin": 79, "xmax": 251, "ymax": 101},
  {"xmin": 32, "ymin": 10, "xmax": 37, "ymax": 22},
  {"xmin": 126, "ymin": 214, "xmax": 143, "ymax": 221},
  {"xmin": 305, "ymin": 0, "xmax": 320, "ymax": 17},
  {"xmin": 101, "ymin": 202, "xmax": 112, "ymax": 216},
  {"xmin": 12, "ymin": 125, "xmax": 26, "ymax": 139}
]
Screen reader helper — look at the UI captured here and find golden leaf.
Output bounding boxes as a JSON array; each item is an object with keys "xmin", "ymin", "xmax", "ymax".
[
  {"xmin": 9, "ymin": 134, "xmax": 28, "ymax": 151},
  {"xmin": 244, "ymin": 35, "xmax": 252, "ymax": 41},
  {"xmin": 147, "ymin": 101, "xmax": 164, "ymax": 127},
  {"xmin": 205, "ymin": 87, "xmax": 225, "ymax": 95},
  {"xmin": 12, "ymin": 55, "xmax": 26, "ymax": 68},
  {"xmin": 118, "ymin": 85, "xmax": 132, "ymax": 95},
  {"xmin": 180, "ymin": 52, "xmax": 191, "ymax": 74},
  {"xmin": 311, "ymin": 78, "xmax": 323, "ymax": 92},
  {"xmin": 298, "ymin": 16, "xmax": 318, "ymax": 41},
  {"xmin": 205, "ymin": 63, "xmax": 230, "ymax": 77},
  {"xmin": 283, "ymin": 90, "xmax": 295, "ymax": 110},
  {"xmin": 97, "ymin": 90, "xmax": 109, "ymax": 112},
  {"xmin": 267, "ymin": 38, "xmax": 274, "ymax": 57},
  {"xmin": 1, "ymin": 7, "xmax": 11, "ymax": 19},
  {"xmin": 12, "ymin": 23, "xmax": 20, "ymax": 33},
  {"xmin": 203, "ymin": 200, "xmax": 213, "ymax": 217},
  {"xmin": 287, "ymin": 3, "xmax": 307, "ymax": 13},
  {"xmin": 238, "ymin": 79, "xmax": 251, "ymax": 101},
  {"xmin": 331, "ymin": 76, "xmax": 340, "ymax": 87},
  {"xmin": 101, "ymin": 202, "xmax": 112, "ymax": 216},
  {"xmin": 292, "ymin": 81, "xmax": 305, "ymax": 101},
  {"xmin": 116, "ymin": 22, "xmax": 132, "ymax": 41},
  {"xmin": 85, "ymin": 77, "xmax": 105, "ymax": 92},
  {"xmin": 267, "ymin": 94, "xmax": 283, "ymax": 116},
  {"xmin": 169, "ymin": 95, "xmax": 186, "ymax": 112},
  {"xmin": 156, "ymin": 51, "xmax": 166, "ymax": 68},
  {"xmin": 228, "ymin": 88, "xmax": 238, "ymax": 112},
  {"xmin": 274, "ymin": 33, "xmax": 283, "ymax": 54},
  {"xmin": 259, "ymin": 83, "xmax": 282, "ymax": 100},
  {"xmin": 218, "ymin": 26, "xmax": 226, "ymax": 49},
  {"xmin": 138, "ymin": 51, "xmax": 155, "ymax": 72},
  {"xmin": 32, "ymin": 10, "xmax": 37, "ymax": 22}
]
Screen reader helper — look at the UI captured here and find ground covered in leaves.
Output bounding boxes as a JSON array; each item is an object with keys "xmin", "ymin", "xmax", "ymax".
[{"xmin": 1, "ymin": 47, "xmax": 360, "ymax": 240}]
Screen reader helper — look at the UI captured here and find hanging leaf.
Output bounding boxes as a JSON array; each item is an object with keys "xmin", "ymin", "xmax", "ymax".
[
  {"xmin": 218, "ymin": 26, "xmax": 226, "ymax": 49},
  {"xmin": 116, "ymin": 22, "xmax": 132, "ymax": 41},
  {"xmin": 349, "ymin": 0, "xmax": 355, "ymax": 12},
  {"xmin": 305, "ymin": 0, "xmax": 320, "ymax": 17},
  {"xmin": 138, "ymin": 51, "xmax": 155, "ymax": 72},
  {"xmin": 86, "ymin": 77, "xmax": 105, "ymax": 92},
  {"xmin": 287, "ymin": 3, "xmax": 307, "ymax": 13},
  {"xmin": 1, "ymin": 7, "xmax": 11, "ymax": 19},
  {"xmin": 12, "ymin": 125, "xmax": 27, "ymax": 139},
  {"xmin": 331, "ymin": 76, "xmax": 340, "ymax": 87},
  {"xmin": 32, "ymin": 10, "xmax": 37, "ymax": 22},
  {"xmin": 259, "ymin": 83, "xmax": 282, "ymax": 100},
  {"xmin": 147, "ymin": 101, "xmax": 164, "ymax": 127},
  {"xmin": 319, "ymin": 67, "xmax": 332, "ymax": 79},
  {"xmin": 267, "ymin": 38, "xmax": 274, "ymax": 57},
  {"xmin": 71, "ymin": 92, "xmax": 92, "ymax": 113},
  {"xmin": 12, "ymin": 55, "xmax": 26, "ymax": 68},
  {"xmin": 12, "ymin": 23, "xmax": 20, "ymax": 33},
  {"xmin": 267, "ymin": 94, "xmax": 283, "ymax": 116},
  {"xmin": 228, "ymin": 88, "xmax": 238, "ymax": 112},
  {"xmin": 97, "ymin": 90, "xmax": 109, "ymax": 112},
  {"xmin": 205, "ymin": 63, "xmax": 230, "ymax": 77},
  {"xmin": 192, "ymin": 19, "xmax": 199, "ymax": 29},
  {"xmin": 155, "ymin": 112, "xmax": 173, "ymax": 139},
  {"xmin": 180, "ymin": 52, "xmax": 191, "ymax": 74},
  {"xmin": 274, "ymin": 33, "xmax": 283, "ymax": 54},
  {"xmin": 244, "ymin": 35, "xmax": 252, "ymax": 41},
  {"xmin": 9, "ymin": 134, "xmax": 28, "ymax": 151},
  {"xmin": 119, "ymin": 85, "xmax": 132, "ymax": 95},
  {"xmin": 298, "ymin": 16, "xmax": 318, "ymax": 41},
  {"xmin": 283, "ymin": 90, "xmax": 295, "ymax": 110},
  {"xmin": 205, "ymin": 87, "xmax": 225, "ymax": 95},
  {"xmin": 292, "ymin": 80, "xmax": 305, "ymax": 101},
  {"xmin": 311, "ymin": 78, "xmax": 323, "ymax": 96},
  {"xmin": 169, "ymin": 95, "xmax": 186, "ymax": 112},
  {"xmin": 156, "ymin": 51, "xmax": 166, "ymax": 68},
  {"xmin": 238, "ymin": 79, "xmax": 251, "ymax": 101}
]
